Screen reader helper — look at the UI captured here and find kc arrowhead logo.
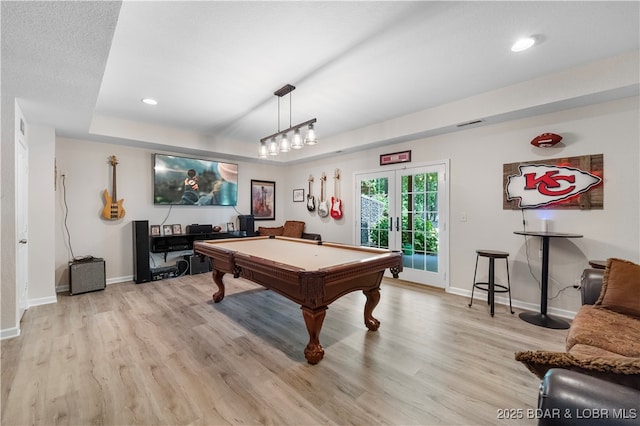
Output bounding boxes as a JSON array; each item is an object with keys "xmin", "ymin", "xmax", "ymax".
[{"xmin": 506, "ymin": 164, "xmax": 602, "ymax": 208}]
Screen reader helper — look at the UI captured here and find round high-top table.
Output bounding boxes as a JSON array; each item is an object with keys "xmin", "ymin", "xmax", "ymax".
[{"xmin": 513, "ymin": 231, "xmax": 583, "ymax": 329}]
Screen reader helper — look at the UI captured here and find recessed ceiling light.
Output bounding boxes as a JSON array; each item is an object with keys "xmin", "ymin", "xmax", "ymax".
[
  {"xmin": 141, "ymin": 98, "xmax": 158, "ymax": 105},
  {"xmin": 511, "ymin": 37, "xmax": 535, "ymax": 52}
]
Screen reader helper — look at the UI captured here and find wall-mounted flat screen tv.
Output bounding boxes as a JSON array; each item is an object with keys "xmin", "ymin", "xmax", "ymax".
[{"xmin": 153, "ymin": 154, "xmax": 238, "ymax": 206}]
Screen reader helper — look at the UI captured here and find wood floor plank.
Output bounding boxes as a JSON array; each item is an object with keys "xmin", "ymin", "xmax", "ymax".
[{"xmin": 1, "ymin": 274, "xmax": 567, "ymax": 425}]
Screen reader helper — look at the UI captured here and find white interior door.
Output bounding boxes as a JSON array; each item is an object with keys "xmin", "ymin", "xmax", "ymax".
[
  {"xmin": 16, "ymin": 135, "xmax": 29, "ymax": 322},
  {"xmin": 355, "ymin": 162, "xmax": 448, "ymax": 288}
]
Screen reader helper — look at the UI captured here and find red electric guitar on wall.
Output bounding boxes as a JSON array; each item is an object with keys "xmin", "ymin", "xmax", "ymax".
[{"xmin": 330, "ymin": 168, "xmax": 343, "ymax": 219}]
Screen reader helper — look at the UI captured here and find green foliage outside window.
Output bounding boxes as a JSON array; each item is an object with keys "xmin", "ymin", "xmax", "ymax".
[{"xmin": 367, "ymin": 172, "xmax": 439, "ymax": 253}]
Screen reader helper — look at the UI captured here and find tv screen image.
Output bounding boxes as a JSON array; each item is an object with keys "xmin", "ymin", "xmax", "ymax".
[{"xmin": 153, "ymin": 154, "xmax": 238, "ymax": 206}]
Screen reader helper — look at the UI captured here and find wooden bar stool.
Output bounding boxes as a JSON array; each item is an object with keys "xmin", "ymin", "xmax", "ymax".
[{"xmin": 468, "ymin": 249, "xmax": 514, "ymax": 317}]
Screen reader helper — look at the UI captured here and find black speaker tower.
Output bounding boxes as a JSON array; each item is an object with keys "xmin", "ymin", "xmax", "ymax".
[
  {"xmin": 133, "ymin": 220, "xmax": 151, "ymax": 283},
  {"xmin": 238, "ymin": 215, "xmax": 255, "ymax": 235}
]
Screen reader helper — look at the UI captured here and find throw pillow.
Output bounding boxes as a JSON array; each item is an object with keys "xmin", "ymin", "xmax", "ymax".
[
  {"xmin": 282, "ymin": 221, "xmax": 305, "ymax": 238},
  {"xmin": 595, "ymin": 258, "xmax": 640, "ymax": 318},
  {"xmin": 258, "ymin": 226, "xmax": 284, "ymax": 236},
  {"xmin": 515, "ymin": 350, "xmax": 640, "ymax": 390}
]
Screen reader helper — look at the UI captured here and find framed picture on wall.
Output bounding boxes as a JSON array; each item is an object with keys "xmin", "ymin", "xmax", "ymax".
[
  {"xmin": 251, "ymin": 179, "xmax": 275, "ymax": 220},
  {"xmin": 380, "ymin": 150, "xmax": 411, "ymax": 166},
  {"xmin": 293, "ymin": 188, "xmax": 304, "ymax": 202}
]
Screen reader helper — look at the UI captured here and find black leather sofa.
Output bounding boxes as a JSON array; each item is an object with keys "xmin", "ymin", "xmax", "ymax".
[{"xmin": 537, "ymin": 368, "xmax": 639, "ymax": 425}]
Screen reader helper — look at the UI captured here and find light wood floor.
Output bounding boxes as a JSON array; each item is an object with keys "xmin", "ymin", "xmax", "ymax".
[{"xmin": 2, "ymin": 273, "xmax": 567, "ymax": 425}]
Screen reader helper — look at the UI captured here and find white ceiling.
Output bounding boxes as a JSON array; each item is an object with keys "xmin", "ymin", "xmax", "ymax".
[{"xmin": 3, "ymin": 1, "xmax": 639, "ymax": 163}]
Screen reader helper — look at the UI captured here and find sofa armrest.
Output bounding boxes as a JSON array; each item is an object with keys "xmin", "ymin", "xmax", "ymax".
[
  {"xmin": 301, "ymin": 232, "xmax": 321, "ymax": 241},
  {"xmin": 537, "ymin": 368, "xmax": 640, "ymax": 426},
  {"xmin": 581, "ymin": 268, "xmax": 604, "ymax": 305}
]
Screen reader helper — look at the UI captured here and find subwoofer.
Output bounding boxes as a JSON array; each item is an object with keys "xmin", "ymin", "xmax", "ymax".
[
  {"xmin": 183, "ymin": 254, "xmax": 211, "ymax": 275},
  {"xmin": 133, "ymin": 220, "xmax": 151, "ymax": 283},
  {"xmin": 69, "ymin": 258, "xmax": 105, "ymax": 295}
]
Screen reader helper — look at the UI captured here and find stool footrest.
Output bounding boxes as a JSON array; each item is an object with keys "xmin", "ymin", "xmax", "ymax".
[{"xmin": 473, "ymin": 282, "xmax": 510, "ymax": 293}]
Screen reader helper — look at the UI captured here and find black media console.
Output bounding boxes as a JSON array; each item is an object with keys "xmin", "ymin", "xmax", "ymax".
[
  {"xmin": 133, "ymin": 220, "xmax": 257, "ymax": 284},
  {"xmin": 150, "ymin": 231, "xmax": 254, "ymax": 260}
]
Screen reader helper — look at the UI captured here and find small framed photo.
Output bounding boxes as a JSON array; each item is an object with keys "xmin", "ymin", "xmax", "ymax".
[
  {"xmin": 172, "ymin": 224, "xmax": 182, "ymax": 235},
  {"xmin": 150, "ymin": 225, "xmax": 161, "ymax": 236},
  {"xmin": 293, "ymin": 188, "xmax": 305, "ymax": 202},
  {"xmin": 226, "ymin": 222, "xmax": 235, "ymax": 232},
  {"xmin": 162, "ymin": 225, "xmax": 173, "ymax": 236},
  {"xmin": 251, "ymin": 179, "xmax": 276, "ymax": 220}
]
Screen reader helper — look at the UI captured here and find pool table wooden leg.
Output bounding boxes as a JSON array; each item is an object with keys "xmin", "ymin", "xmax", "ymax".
[
  {"xmin": 301, "ymin": 306, "xmax": 327, "ymax": 364},
  {"xmin": 363, "ymin": 287, "xmax": 381, "ymax": 331},
  {"xmin": 212, "ymin": 270, "xmax": 226, "ymax": 303}
]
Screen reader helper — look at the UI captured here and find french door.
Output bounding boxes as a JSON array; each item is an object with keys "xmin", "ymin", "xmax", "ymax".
[{"xmin": 355, "ymin": 162, "xmax": 448, "ymax": 287}]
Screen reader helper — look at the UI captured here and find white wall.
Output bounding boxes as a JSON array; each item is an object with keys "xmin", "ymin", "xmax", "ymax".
[
  {"xmin": 54, "ymin": 139, "xmax": 287, "ymax": 287},
  {"xmin": 28, "ymin": 124, "xmax": 57, "ymax": 305},
  {"xmin": 285, "ymin": 97, "xmax": 640, "ymax": 316}
]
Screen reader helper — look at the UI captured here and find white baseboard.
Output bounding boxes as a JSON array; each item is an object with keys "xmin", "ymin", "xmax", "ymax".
[
  {"xmin": 28, "ymin": 295, "xmax": 58, "ymax": 307},
  {"xmin": 1, "ymin": 326, "xmax": 20, "ymax": 340},
  {"xmin": 56, "ymin": 275, "xmax": 133, "ymax": 293},
  {"xmin": 446, "ymin": 287, "xmax": 577, "ymax": 320},
  {"xmin": 108, "ymin": 275, "xmax": 132, "ymax": 285}
]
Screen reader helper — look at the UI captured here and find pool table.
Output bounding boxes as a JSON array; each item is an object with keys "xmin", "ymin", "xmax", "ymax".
[{"xmin": 193, "ymin": 236, "xmax": 403, "ymax": 364}]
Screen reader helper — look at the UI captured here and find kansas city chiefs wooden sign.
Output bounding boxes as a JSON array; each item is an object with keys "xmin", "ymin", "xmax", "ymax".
[{"xmin": 503, "ymin": 155, "xmax": 603, "ymax": 210}]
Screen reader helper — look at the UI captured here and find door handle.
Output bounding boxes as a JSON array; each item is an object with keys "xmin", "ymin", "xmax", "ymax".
[
  {"xmin": 396, "ymin": 217, "xmax": 400, "ymax": 232},
  {"xmin": 19, "ymin": 239, "xmax": 27, "ymax": 244},
  {"xmin": 389, "ymin": 217, "xmax": 393, "ymax": 231}
]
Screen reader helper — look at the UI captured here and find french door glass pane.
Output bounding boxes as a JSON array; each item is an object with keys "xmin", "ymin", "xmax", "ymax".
[
  {"xmin": 359, "ymin": 177, "xmax": 389, "ymax": 248},
  {"xmin": 401, "ymin": 172, "xmax": 439, "ymax": 272}
]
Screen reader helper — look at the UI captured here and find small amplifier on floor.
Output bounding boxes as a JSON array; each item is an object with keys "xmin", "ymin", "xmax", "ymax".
[
  {"xmin": 69, "ymin": 258, "xmax": 106, "ymax": 295},
  {"xmin": 184, "ymin": 254, "xmax": 211, "ymax": 275}
]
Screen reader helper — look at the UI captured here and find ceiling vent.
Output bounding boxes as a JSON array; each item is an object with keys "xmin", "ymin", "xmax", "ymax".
[{"xmin": 456, "ymin": 119, "xmax": 484, "ymax": 128}]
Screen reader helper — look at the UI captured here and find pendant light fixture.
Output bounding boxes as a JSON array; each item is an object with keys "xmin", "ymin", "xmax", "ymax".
[{"xmin": 259, "ymin": 84, "xmax": 317, "ymax": 157}]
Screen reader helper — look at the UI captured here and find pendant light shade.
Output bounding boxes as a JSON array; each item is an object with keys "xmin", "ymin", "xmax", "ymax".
[
  {"xmin": 291, "ymin": 128, "xmax": 303, "ymax": 149},
  {"xmin": 304, "ymin": 123, "xmax": 317, "ymax": 145},
  {"xmin": 258, "ymin": 140, "xmax": 268, "ymax": 158},
  {"xmin": 279, "ymin": 133, "xmax": 290, "ymax": 152},
  {"xmin": 268, "ymin": 137, "xmax": 279, "ymax": 156}
]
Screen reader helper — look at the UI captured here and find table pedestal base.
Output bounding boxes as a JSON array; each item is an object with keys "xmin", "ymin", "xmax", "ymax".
[{"xmin": 519, "ymin": 312, "xmax": 570, "ymax": 329}]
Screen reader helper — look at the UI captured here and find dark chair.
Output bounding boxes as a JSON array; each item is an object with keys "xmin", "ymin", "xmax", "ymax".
[
  {"xmin": 580, "ymin": 267, "xmax": 604, "ymax": 305},
  {"xmin": 468, "ymin": 249, "xmax": 514, "ymax": 316}
]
